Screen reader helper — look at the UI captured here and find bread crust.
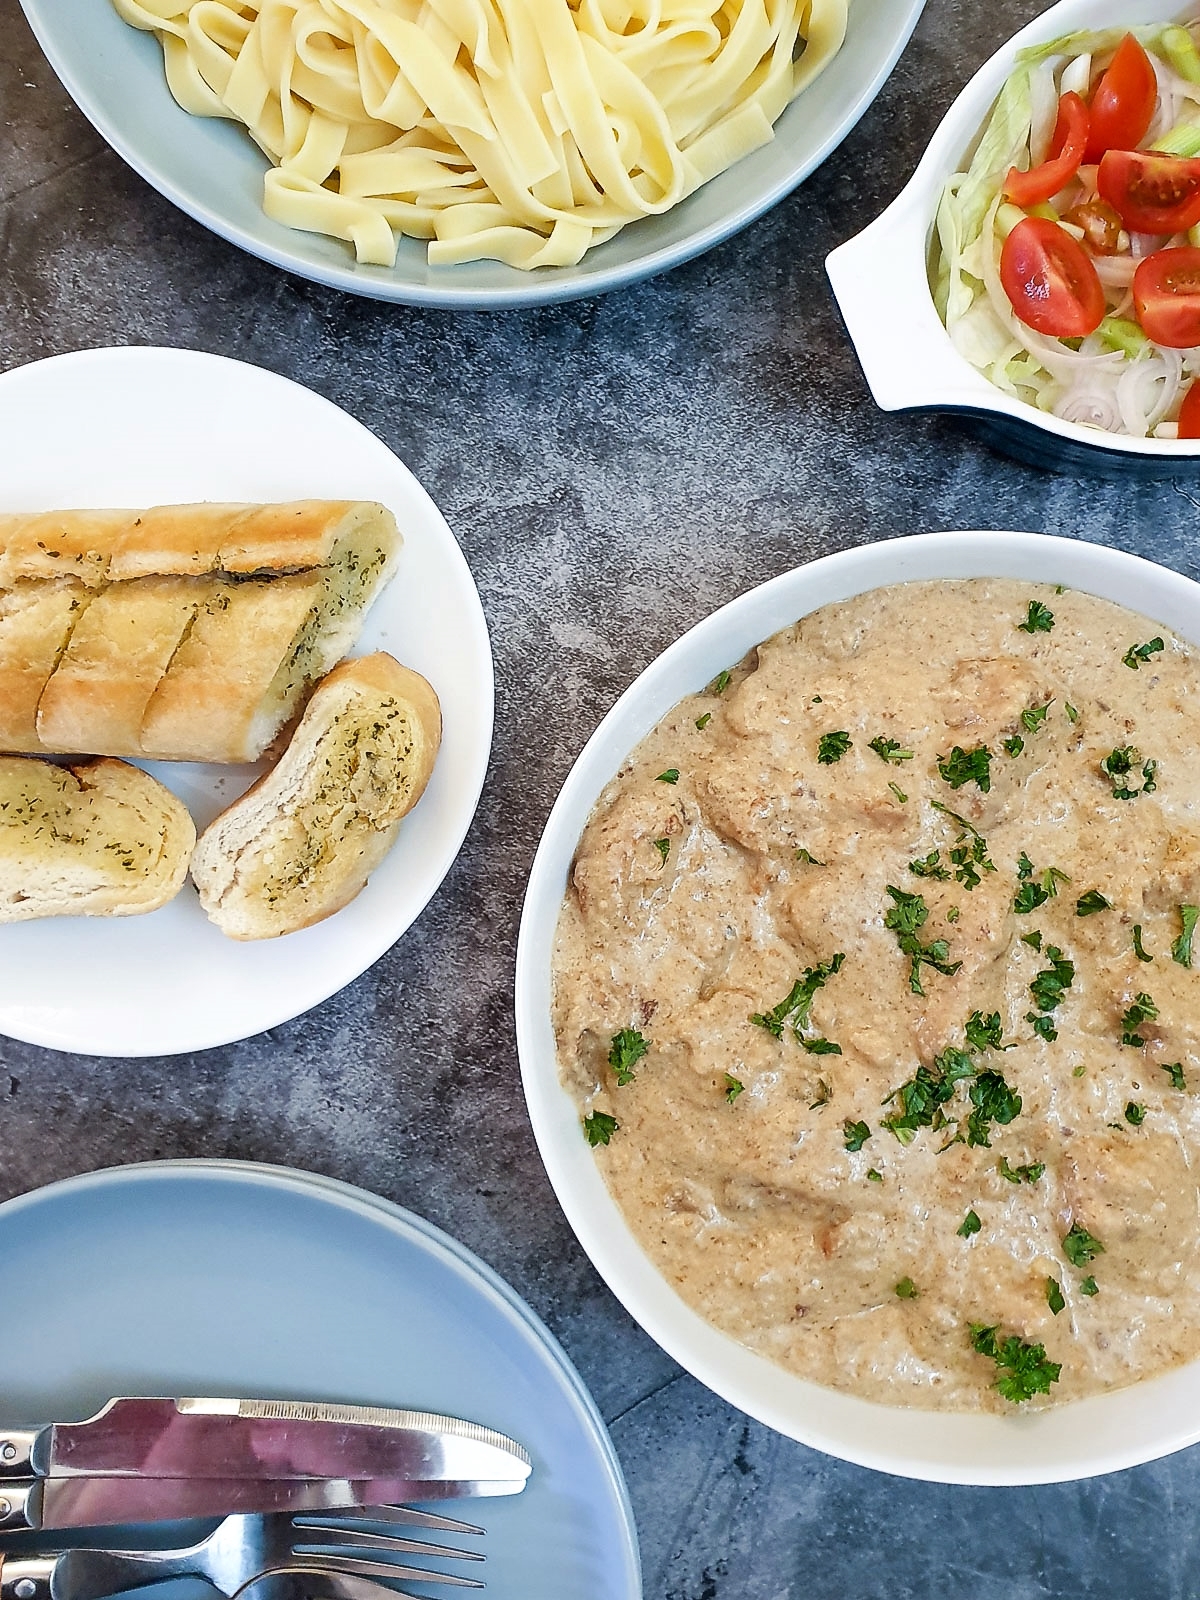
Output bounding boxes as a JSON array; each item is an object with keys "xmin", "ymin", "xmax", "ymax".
[{"xmin": 190, "ymin": 653, "xmax": 441, "ymax": 938}]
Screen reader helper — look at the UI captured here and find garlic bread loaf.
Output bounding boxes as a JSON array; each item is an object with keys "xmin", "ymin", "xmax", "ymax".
[
  {"xmin": 190, "ymin": 653, "xmax": 441, "ymax": 939},
  {"xmin": 0, "ymin": 500, "xmax": 401, "ymax": 762},
  {"xmin": 0, "ymin": 756, "xmax": 195, "ymax": 921}
]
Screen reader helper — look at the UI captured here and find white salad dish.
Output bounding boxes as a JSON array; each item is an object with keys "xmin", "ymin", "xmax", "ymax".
[
  {"xmin": 18, "ymin": 0, "xmax": 925, "ymax": 310},
  {"xmin": 515, "ymin": 528, "xmax": 1200, "ymax": 1486},
  {"xmin": 0, "ymin": 346, "xmax": 493, "ymax": 1057},
  {"xmin": 825, "ymin": 0, "xmax": 1200, "ymax": 474}
]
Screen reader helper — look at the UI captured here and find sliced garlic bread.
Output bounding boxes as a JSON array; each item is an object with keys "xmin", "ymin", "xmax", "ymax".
[
  {"xmin": 190, "ymin": 653, "xmax": 441, "ymax": 939},
  {"xmin": 0, "ymin": 756, "xmax": 195, "ymax": 921}
]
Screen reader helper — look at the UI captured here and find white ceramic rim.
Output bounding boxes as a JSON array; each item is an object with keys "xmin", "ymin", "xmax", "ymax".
[
  {"xmin": 516, "ymin": 529, "xmax": 1200, "ymax": 1485},
  {"xmin": 18, "ymin": 0, "xmax": 925, "ymax": 309},
  {"xmin": 824, "ymin": 0, "xmax": 1200, "ymax": 458}
]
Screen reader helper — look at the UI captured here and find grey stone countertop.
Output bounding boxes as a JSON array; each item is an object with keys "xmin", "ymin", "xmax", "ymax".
[{"xmin": 5, "ymin": 1, "xmax": 1200, "ymax": 1594}]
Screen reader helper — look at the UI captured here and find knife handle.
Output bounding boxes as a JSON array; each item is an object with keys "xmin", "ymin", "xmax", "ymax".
[
  {"xmin": 0, "ymin": 1432, "xmax": 38, "ymax": 1479},
  {"xmin": 0, "ymin": 1481, "xmax": 40, "ymax": 1532},
  {"xmin": 0, "ymin": 1555, "xmax": 55, "ymax": 1600}
]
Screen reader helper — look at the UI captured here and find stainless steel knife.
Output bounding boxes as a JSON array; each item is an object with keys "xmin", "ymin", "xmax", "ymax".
[{"xmin": 0, "ymin": 1400, "xmax": 531, "ymax": 1530}]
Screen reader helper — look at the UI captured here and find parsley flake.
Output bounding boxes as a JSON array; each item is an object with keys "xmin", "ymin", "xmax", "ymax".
[
  {"xmin": 866, "ymin": 1168, "xmax": 883, "ymax": 1183},
  {"xmin": 969, "ymin": 1323, "xmax": 1062, "ymax": 1404},
  {"xmin": 709, "ymin": 669, "xmax": 732, "ymax": 695},
  {"xmin": 695, "ymin": 712, "xmax": 712, "ymax": 730},
  {"xmin": 998, "ymin": 1155, "xmax": 1044, "ymax": 1184},
  {"xmin": 608, "ymin": 1028, "xmax": 649, "ymax": 1086},
  {"xmin": 909, "ymin": 850, "xmax": 951, "ymax": 881},
  {"xmin": 1029, "ymin": 944, "xmax": 1074, "ymax": 1019},
  {"xmin": 1132, "ymin": 925, "xmax": 1153, "ymax": 963},
  {"xmin": 888, "ymin": 781, "xmax": 908, "ymax": 804},
  {"xmin": 1027, "ymin": 1013, "xmax": 1058, "ymax": 1043},
  {"xmin": 653, "ymin": 838, "xmax": 670, "ymax": 864},
  {"xmin": 1080, "ymin": 1276, "xmax": 1099, "ymax": 1296},
  {"xmin": 1125, "ymin": 1100, "xmax": 1146, "ymax": 1125},
  {"xmin": 1020, "ymin": 700, "xmax": 1053, "ymax": 733},
  {"xmin": 1018, "ymin": 600, "xmax": 1055, "ymax": 633},
  {"xmin": 796, "ymin": 848, "xmax": 824, "ymax": 865},
  {"xmin": 1003, "ymin": 734, "xmax": 1025, "ymax": 758},
  {"xmin": 1120, "ymin": 992, "xmax": 1158, "ymax": 1048},
  {"xmin": 894, "ymin": 1275, "xmax": 919, "ymax": 1300},
  {"xmin": 750, "ymin": 955, "xmax": 846, "ymax": 1039},
  {"xmin": 656, "ymin": 768, "xmax": 680, "ymax": 785},
  {"xmin": 809, "ymin": 1080, "xmax": 832, "ymax": 1109},
  {"xmin": 965, "ymin": 1010, "xmax": 1004, "ymax": 1052},
  {"xmin": 843, "ymin": 1118, "xmax": 871, "ymax": 1152},
  {"xmin": 583, "ymin": 1110, "xmax": 619, "ymax": 1146},
  {"xmin": 868, "ymin": 736, "xmax": 913, "ymax": 764},
  {"xmin": 1172, "ymin": 904, "xmax": 1199, "ymax": 967},
  {"xmin": 1102, "ymin": 746, "xmax": 1157, "ymax": 800},
  {"xmin": 801, "ymin": 1037, "xmax": 842, "ymax": 1055},
  {"xmin": 1075, "ymin": 890, "xmax": 1111, "ymax": 917},
  {"xmin": 1063, "ymin": 1222, "xmax": 1105, "ymax": 1267},
  {"xmin": 1021, "ymin": 930, "xmax": 1043, "ymax": 950},
  {"xmin": 1065, "ymin": 702, "xmax": 1080, "ymax": 723},
  {"xmin": 958, "ymin": 1209, "xmax": 982, "ymax": 1238},
  {"xmin": 724, "ymin": 1074, "xmax": 745, "ymax": 1104},
  {"xmin": 818, "ymin": 730, "xmax": 852, "ymax": 764},
  {"xmin": 1161, "ymin": 1061, "xmax": 1187, "ymax": 1091},
  {"xmin": 966, "ymin": 1070, "xmax": 1022, "ymax": 1148},
  {"xmin": 884, "ymin": 887, "xmax": 962, "ymax": 995},
  {"xmin": 937, "ymin": 744, "xmax": 992, "ymax": 792},
  {"xmin": 1122, "ymin": 637, "xmax": 1165, "ymax": 670},
  {"xmin": 1046, "ymin": 1278, "xmax": 1066, "ymax": 1315}
]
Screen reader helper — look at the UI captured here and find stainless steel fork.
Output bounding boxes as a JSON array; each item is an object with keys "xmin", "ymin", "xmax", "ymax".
[{"xmin": 0, "ymin": 1509, "xmax": 486, "ymax": 1600}]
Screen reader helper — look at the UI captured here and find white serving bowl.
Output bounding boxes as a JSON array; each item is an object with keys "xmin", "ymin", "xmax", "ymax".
[
  {"xmin": 825, "ymin": 0, "xmax": 1200, "ymax": 474},
  {"xmin": 20, "ymin": 0, "xmax": 923, "ymax": 309},
  {"xmin": 516, "ymin": 529, "xmax": 1200, "ymax": 1486}
]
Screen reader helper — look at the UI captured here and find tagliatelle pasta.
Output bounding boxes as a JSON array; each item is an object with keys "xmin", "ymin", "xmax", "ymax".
[{"xmin": 110, "ymin": 0, "xmax": 849, "ymax": 270}]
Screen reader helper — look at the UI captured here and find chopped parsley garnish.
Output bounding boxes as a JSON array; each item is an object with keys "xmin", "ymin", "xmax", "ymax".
[
  {"xmin": 1013, "ymin": 857, "xmax": 1069, "ymax": 914},
  {"xmin": 909, "ymin": 850, "xmax": 951, "ymax": 881},
  {"xmin": 656, "ymin": 768, "xmax": 680, "ymax": 784},
  {"xmin": 923, "ymin": 803, "xmax": 996, "ymax": 892},
  {"xmin": 1013, "ymin": 877, "xmax": 1050, "ymax": 915},
  {"xmin": 883, "ymin": 887, "xmax": 962, "ymax": 995},
  {"xmin": 724, "ymin": 1074, "xmax": 745, "ymax": 1103},
  {"xmin": 709, "ymin": 669, "xmax": 732, "ymax": 695},
  {"xmin": 801, "ymin": 1037, "xmax": 842, "ymax": 1055},
  {"xmin": 1046, "ymin": 1278, "xmax": 1065, "ymax": 1315},
  {"xmin": 895, "ymin": 1277, "xmax": 918, "ymax": 1299},
  {"xmin": 749, "ymin": 955, "xmax": 846, "ymax": 1039},
  {"xmin": 1120, "ymin": 992, "xmax": 1158, "ymax": 1048},
  {"xmin": 583, "ymin": 1110, "xmax": 618, "ymax": 1146},
  {"xmin": 868, "ymin": 736, "xmax": 913, "ymax": 764},
  {"xmin": 1003, "ymin": 734, "xmax": 1025, "ymax": 757},
  {"xmin": 843, "ymin": 1119, "xmax": 871, "ymax": 1152},
  {"xmin": 1018, "ymin": 600, "xmax": 1055, "ymax": 633},
  {"xmin": 888, "ymin": 782, "xmax": 908, "ymax": 805},
  {"xmin": 1161, "ymin": 1061, "xmax": 1187, "ymax": 1091},
  {"xmin": 966, "ymin": 1070, "xmax": 1022, "ymax": 1148},
  {"xmin": 1029, "ymin": 944, "xmax": 1075, "ymax": 1018},
  {"xmin": 958, "ymin": 1209, "xmax": 982, "ymax": 1238},
  {"xmin": 1020, "ymin": 700, "xmax": 1053, "ymax": 733},
  {"xmin": 1027, "ymin": 1013, "xmax": 1058, "ymax": 1043},
  {"xmin": 695, "ymin": 712, "xmax": 712, "ymax": 730},
  {"xmin": 817, "ymin": 730, "xmax": 852, "ymax": 764},
  {"xmin": 881, "ymin": 1047, "xmax": 977, "ymax": 1144},
  {"xmin": 1132, "ymin": 925, "xmax": 1153, "ymax": 963},
  {"xmin": 608, "ymin": 1028, "xmax": 649, "ymax": 1086},
  {"xmin": 937, "ymin": 744, "xmax": 992, "ymax": 792},
  {"xmin": 1080, "ymin": 1276, "xmax": 1099, "ymax": 1296},
  {"xmin": 1125, "ymin": 1101, "xmax": 1146, "ymax": 1126},
  {"xmin": 810, "ymin": 1080, "xmax": 832, "ymax": 1109},
  {"xmin": 1122, "ymin": 637, "xmax": 1165, "ymax": 670},
  {"xmin": 1021, "ymin": 930, "xmax": 1043, "ymax": 950},
  {"xmin": 1101, "ymin": 745, "xmax": 1157, "ymax": 800},
  {"xmin": 796, "ymin": 848, "xmax": 824, "ymax": 865},
  {"xmin": 946, "ymin": 905, "xmax": 961, "ymax": 922},
  {"xmin": 1065, "ymin": 701, "xmax": 1080, "ymax": 723},
  {"xmin": 969, "ymin": 1323, "xmax": 1061, "ymax": 1404},
  {"xmin": 866, "ymin": 1168, "xmax": 883, "ymax": 1183},
  {"xmin": 1172, "ymin": 904, "xmax": 1199, "ymax": 967},
  {"xmin": 998, "ymin": 1156, "xmax": 1044, "ymax": 1184},
  {"xmin": 965, "ymin": 1010, "xmax": 1004, "ymax": 1052},
  {"xmin": 653, "ymin": 838, "xmax": 670, "ymax": 864},
  {"xmin": 1063, "ymin": 1222, "xmax": 1104, "ymax": 1267},
  {"xmin": 1075, "ymin": 890, "xmax": 1111, "ymax": 916}
]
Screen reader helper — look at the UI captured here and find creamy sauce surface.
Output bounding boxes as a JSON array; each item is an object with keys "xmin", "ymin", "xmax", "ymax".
[{"xmin": 551, "ymin": 579, "xmax": 1200, "ymax": 1411}]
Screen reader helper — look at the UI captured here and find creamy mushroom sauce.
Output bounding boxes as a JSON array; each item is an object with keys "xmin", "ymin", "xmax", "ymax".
[{"xmin": 552, "ymin": 578, "xmax": 1200, "ymax": 1411}]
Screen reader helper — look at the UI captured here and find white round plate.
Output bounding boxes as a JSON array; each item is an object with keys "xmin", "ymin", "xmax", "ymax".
[
  {"xmin": 0, "ymin": 1159, "xmax": 640, "ymax": 1600},
  {"xmin": 19, "ymin": 0, "xmax": 925, "ymax": 309},
  {"xmin": 516, "ymin": 529, "xmax": 1200, "ymax": 1485},
  {"xmin": 0, "ymin": 346, "xmax": 493, "ymax": 1057}
]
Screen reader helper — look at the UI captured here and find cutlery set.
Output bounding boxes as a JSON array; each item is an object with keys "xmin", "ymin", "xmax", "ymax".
[{"xmin": 0, "ymin": 1397, "xmax": 532, "ymax": 1600}]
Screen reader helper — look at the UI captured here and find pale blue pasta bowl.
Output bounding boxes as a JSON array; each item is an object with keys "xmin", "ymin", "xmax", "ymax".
[{"xmin": 19, "ymin": 0, "xmax": 923, "ymax": 309}]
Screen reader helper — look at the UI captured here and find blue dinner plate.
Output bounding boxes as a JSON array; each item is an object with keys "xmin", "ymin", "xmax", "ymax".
[{"xmin": 0, "ymin": 1161, "xmax": 640, "ymax": 1598}]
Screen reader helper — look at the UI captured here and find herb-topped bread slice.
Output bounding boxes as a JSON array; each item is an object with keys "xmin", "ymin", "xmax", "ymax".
[
  {"xmin": 190, "ymin": 653, "xmax": 441, "ymax": 938},
  {"xmin": 0, "ymin": 756, "xmax": 195, "ymax": 920}
]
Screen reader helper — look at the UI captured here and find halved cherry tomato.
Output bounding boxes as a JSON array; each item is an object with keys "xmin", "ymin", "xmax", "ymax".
[
  {"xmin": 1177, "ymin": 381, "xmax": 1200, "ymax": 437},
  {"xmin": 1133, "ymin": 246, "xmax": 1200, "ymax": 346},
  {"xmin": 1004, "ymin": 92, "xmax": 1089, "ymax": 207},
  {"xmin": 999, "ymin": 216, "xmax": 1106, "ymax": 336},
  {"xmin": 1064, "ymin": 197, "xmax": 1124, "ymax": 253},
  {"xmin": 1084, "ymin": 33, "xmax": 1158, "ymax": 162},
  {"xmin": 1098, "ymin": 150, "xmax": 1200, "ymax": 234}
]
